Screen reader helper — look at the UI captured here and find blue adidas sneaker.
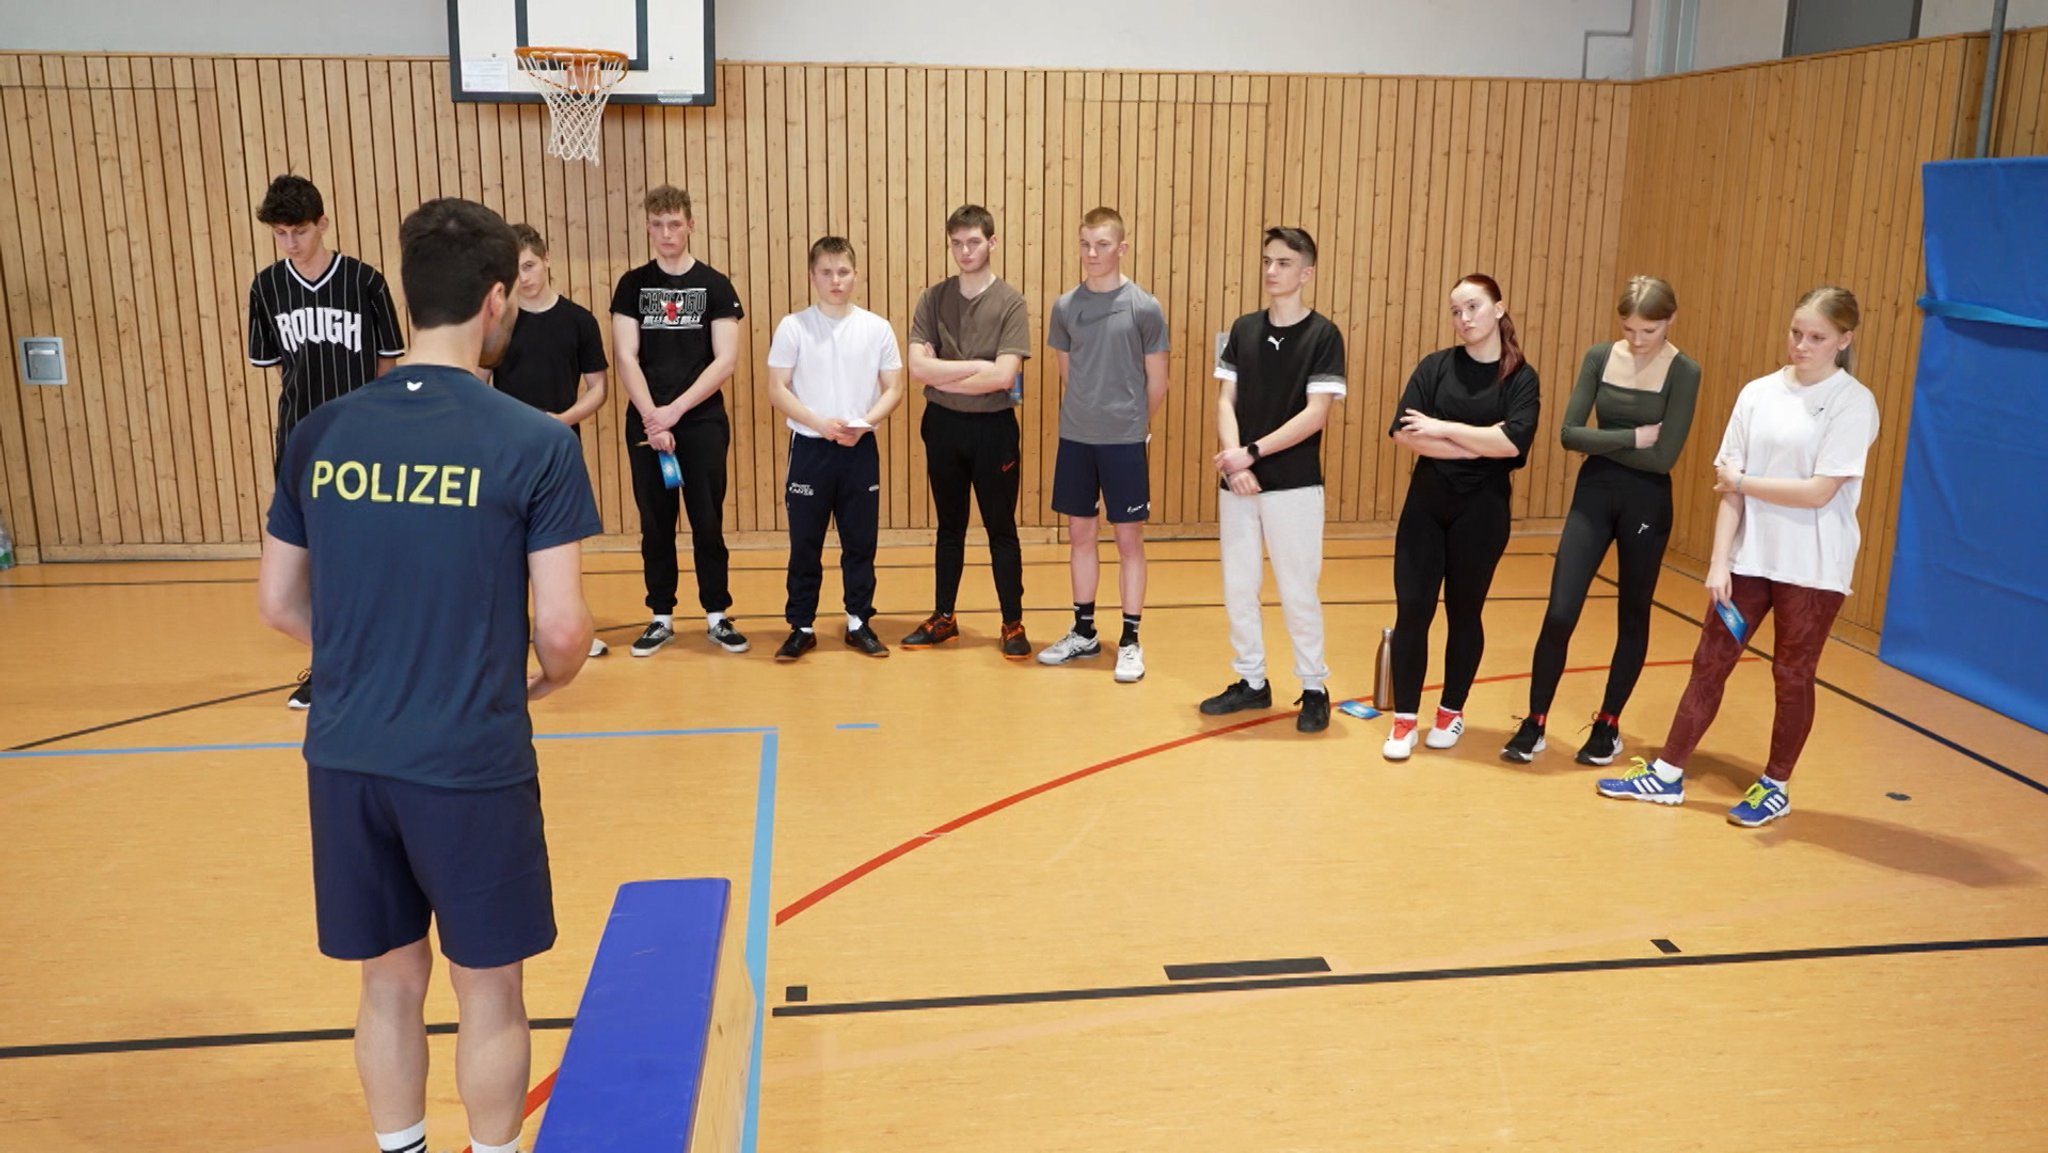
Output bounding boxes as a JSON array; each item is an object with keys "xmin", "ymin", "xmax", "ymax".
[
  {"xmin": 1596, "ymin": 757, "xmax": 1686, "ymax": 805},
  {"xmin": 1728, "ymin": 777, "xmax": 1792, "ymax": 827}
]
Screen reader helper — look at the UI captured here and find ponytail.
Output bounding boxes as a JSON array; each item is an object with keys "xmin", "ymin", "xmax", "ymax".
[
  {"xmin": 1456, "ymin": 272, "xmax": 1524, "ymax": 383},
  {"xmin": 1495, "ymin": 310, "xmax": 1525, "ymax": 384}
]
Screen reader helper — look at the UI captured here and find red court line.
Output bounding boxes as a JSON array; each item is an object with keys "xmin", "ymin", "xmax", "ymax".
[
  {"xmin": 774, "ymin": 655, "xmax": 1750, "ymax": 926},
  {"xmin": 508, "ymin": 654, "xmax": 1751, "ymax": 1131}
]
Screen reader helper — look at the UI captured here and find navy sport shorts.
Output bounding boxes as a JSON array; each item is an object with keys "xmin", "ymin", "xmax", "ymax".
[
  {"xmin": 1050, "ymin": 438, "xmax": 1150, "ymax": 523},
  {"xmin": 308, "ymin": 767, "xmax": 556, "ymax": 969}
]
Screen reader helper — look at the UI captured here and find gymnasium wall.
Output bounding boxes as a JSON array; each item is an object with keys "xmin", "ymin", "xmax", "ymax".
[
  {"xmin": 1, "ymin": 31, "xmax": 2044, "ymax": 648},
  {"xmin": 1614, "ymin": 32, "xmax": 2034, "ymax": 646},
  {"xmin": 0, "ymin": 54, "xmax": 1632, "ymax": 559},
  {"xmin": 10, "ymin": 0, "xmax": 1643, "ymax": 80}
]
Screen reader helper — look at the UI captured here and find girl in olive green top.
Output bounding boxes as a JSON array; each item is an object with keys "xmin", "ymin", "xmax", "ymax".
[{"xmin": 1504, "ymin": 277, "xmax": 1702, "ymax": 765}]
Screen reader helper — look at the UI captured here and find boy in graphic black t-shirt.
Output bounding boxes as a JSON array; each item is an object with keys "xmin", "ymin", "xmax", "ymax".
[
  {"xmin": 248, "ymin": 174, "xmax": 406, "ymax": 709},
  {"xmin": 495, "ymin": 223, "xmax": 611, "ymax": 654},
  {"xmin": 609, "ymin": 185, "xmax": 749, "ymax": 658},
  {"xmin": 1201, "ymin": 227, "xmax": 1348, "ymax": 733}
]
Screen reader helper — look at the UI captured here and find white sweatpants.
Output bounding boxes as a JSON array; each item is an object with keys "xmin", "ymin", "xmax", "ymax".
[{"xmin": 1219, "ymin": 485, "xmax": 1330, "ymax": 692}]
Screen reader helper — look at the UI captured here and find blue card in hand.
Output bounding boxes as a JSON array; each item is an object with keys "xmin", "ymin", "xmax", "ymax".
[{"xmin": 1715, "ymin": 600, "xmax": 1748, "ymax": 644}]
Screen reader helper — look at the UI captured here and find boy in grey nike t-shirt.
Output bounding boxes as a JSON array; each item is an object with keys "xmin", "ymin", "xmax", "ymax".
[{"xmin": 1038, "ymin": 206, "xmax": 1171, "ymax": 684}]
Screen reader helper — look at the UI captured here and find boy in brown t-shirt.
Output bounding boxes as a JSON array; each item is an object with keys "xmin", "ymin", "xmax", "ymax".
[{"xmin": 902, "ymin": 204, "xmax": 1034, "ymax": 658}]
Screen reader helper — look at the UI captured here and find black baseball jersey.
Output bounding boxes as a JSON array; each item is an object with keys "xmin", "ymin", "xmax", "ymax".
[{"xmin": 248, "ymin": 254, "xmax": 406, "ymax": 460}]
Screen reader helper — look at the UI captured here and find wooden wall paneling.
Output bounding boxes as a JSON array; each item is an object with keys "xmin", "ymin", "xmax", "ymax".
[
  {"xmin": 111, "ymin": 58, "xmax": 175, "ymax": 542},
  {"xmin": 0, "ymin": 57, "xmax": 43, "ymax": 556}
]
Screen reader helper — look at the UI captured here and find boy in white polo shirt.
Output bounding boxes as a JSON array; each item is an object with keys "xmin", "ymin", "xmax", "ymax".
[{"xmin": 765, "ymin": 236, "xmax": 906, "ymax": 661}]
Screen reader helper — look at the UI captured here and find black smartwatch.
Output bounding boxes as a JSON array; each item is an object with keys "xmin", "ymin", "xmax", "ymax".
[{"xmin": 1245, "ymin": 441, "xmax": 1263, "ymax": 462}]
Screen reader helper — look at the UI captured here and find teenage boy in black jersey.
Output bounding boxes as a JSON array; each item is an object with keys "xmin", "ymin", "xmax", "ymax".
[
  {"xmin": 248, "ymin": 174, "xmax": 406, "ymax": 708},
  {"xmin": 495, "ymin": 223, "xmax": 611, "ymax": 655},
  {"xmin": 611, "ymin": 185, "xmax": 748, "ymax": 658},
  {"xmin": 1200, "ymin": 227, "xmax": 1346, "ymax": 733}
]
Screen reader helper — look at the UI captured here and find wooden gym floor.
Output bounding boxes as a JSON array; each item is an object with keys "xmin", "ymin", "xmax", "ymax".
[{"xmin": 3, "ymin": 537, "xmax": 2046, "ymax": 1151}]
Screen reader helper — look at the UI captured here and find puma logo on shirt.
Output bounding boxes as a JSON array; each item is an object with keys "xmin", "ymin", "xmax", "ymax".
[{"xmin": 1267, "ymin": 334, "xmax": 1284, "ymax": 350}]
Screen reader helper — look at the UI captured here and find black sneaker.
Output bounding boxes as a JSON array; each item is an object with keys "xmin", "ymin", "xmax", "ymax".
[
  {"xmin": 630, "ymin": 621, "xmax": 675, "ymax": 658},
  {"xmin": 708, "ymin": 617, "xmax": 750, "ymax": 653},
  {"xmin": 1295, "ymin": 689, "xmax": 1330, "ymax": 733},
  {"xmin": 999, "ymin": 620, "xmax": 1032, "ymax": 660},
  {"xmin": 1199, "ymin": 679, "xmax": 1272, "ymax": 716},
  {"xmin": 1501, "ymin": 717, "xmax": 1547, "ymax": 763},
  {"xmin": 902, "ymin": 612, "xmax": 959, "ymax": 649},
  {"xmin": 286, "ymin": 671, "xmax": 312, "ymax": 710},
  {"xmin": 774, "ymin": 629, "xmax": 817, "ymax": 662},
  {"xmin": 1576, "ymin": 718, "xmax": 1624, "ymax": 766},
  {"xmin": 845, "ymin": 624, "xmax": 890, "ymax": 658}
]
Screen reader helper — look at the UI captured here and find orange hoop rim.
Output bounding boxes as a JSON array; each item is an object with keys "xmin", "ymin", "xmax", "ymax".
[{"xmin": 514, "ymin": 46, "xmax": 630, "ymax": 93}]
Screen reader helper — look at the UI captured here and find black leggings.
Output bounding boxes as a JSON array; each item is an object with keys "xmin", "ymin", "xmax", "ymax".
[
  {"xmin": 1391, "ymin": 463, "xmax": 1512, "ymax": 715},
  {"xmin": 1528, "ymin": 457, "xmax": 1672, "ymax": 719}
]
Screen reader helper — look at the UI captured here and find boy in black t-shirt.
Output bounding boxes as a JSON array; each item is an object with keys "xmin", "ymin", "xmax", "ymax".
[
  {"xmin": 610, "ymin": 185, "xmax": 749, "ymax": 657},
  {"xmin": 497, "ymin": 223, "xmax": 611, "ymax": 654},
  {"xmin": 1200, "ymin": 227, "xmax": 1347, "ymax": 733},
  {"xmin": 248, "ymin": 174, "xmax": 406, "ymax": 709}
]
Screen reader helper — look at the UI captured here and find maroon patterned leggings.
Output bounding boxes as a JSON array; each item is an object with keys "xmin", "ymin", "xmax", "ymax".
[{"xmin": 1660, "ymin": 574, "xmax": 1845, "ymax": 782}]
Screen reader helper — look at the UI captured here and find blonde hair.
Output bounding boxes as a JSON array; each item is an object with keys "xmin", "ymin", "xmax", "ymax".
[
  {"xmin": 1794, "ymin": 285, "xmax": 1861, "ymax": 369},
  {"xmin": 1081, "ymin": 206, "xmax": 1125, "ymax": 239},
  {"xmin": 1617, "ymin": 275, "xmax": 1676, "ymax": 322}
]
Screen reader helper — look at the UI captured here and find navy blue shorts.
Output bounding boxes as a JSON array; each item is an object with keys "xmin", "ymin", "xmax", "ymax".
[
  {"xmin": 1051, "ymin": 438, "xmax": 1150, "ymax": 523},
  {"xmin": 308, "ymin": 767, "xmax": 556, "ymax": 969}
]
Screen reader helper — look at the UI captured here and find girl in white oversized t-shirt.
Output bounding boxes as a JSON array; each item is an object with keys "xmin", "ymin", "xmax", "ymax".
[{"xmin": 1596, "ymin": 287, "xmax": 1879, "ymax": 829}]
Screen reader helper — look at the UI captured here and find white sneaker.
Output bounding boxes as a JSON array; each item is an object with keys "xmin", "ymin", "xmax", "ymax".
[
  {"xmin": 1114, "ymin": 642, "xmax": 1145, "ymax": 683},
  {"xmin": 1036, "ymin": 630, "xmax": 1103, "ymax": 665},
  {"xmin": 1424, "ymin": 707, "xmax": 1465, "ymax": 749},
  {"xmin": 589, "ymin": 637, "xmax": 610, "ymax": 658},
  {"xmin": 1383, "ymin": 718, "xmax": 1420, "ymax": 761}
]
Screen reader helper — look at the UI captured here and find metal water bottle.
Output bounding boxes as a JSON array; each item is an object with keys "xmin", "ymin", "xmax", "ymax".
[{"xmin": 1373, "ymin": 627, "xmax": 1393, "ymax": 711}]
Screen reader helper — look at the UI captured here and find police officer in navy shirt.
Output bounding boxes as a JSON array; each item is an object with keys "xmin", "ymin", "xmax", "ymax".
[{"xmin": 258, "ymin": 197, "xmax": 600, "ymax": 1153}]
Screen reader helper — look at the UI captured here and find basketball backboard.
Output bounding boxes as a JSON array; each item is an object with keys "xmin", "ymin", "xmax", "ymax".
[{"xmin": 447, "ymin": 0, "xmax": 715, "ymax": 106}]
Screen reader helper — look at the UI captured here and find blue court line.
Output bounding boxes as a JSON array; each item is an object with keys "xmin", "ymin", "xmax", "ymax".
[
  {"xmin": 0, "ymin": 741, "xmax": 301, "ymax": 759},
  {"xmin": 740, "ymin": 730, "xmax": 778, "ymax": 1153},
  {"xmin": 834, "ymin": 722, "xmax": 880, "ymax": 730},
  {"xmin": 0, "ymin": 728, "xmax": 778, "ymax": 760},
  {"xmin": 0, "ymin": 725, "xmax": 783, "ymax": 1148}
]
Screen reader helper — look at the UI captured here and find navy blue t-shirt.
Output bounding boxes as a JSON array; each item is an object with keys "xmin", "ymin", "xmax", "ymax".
[{"xmin": 267, "ymin": 364, "xmax": 603, "ymax": 789}]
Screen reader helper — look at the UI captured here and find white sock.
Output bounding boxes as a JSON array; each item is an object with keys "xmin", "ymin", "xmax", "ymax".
[
  {"xmin": 374, "ymin": 1120, "xmax": 427, "ymax": 1153},
  {"xmin": 1437, "ymin": 705, "xmax": 1463, "ymax": 718},
  {"xmin": 1651, "ymin": 757, "xmax": 1684, "ymax": 783},
  {"xmin": 469, "ymin": 1136, "xmax": 520, "ymax": 1153},
  {"xmin": 1761, "ymin": 776, "xmax": 1786, "ymax": 792},
  {"xmin": 847, "ymin": 613, "xmax": 865, "ymax": 633},
  {"xmin": 654, "ymin": 614, "xmax": 672, "ymax": 628},
  {"xmin": 707, "ymin": 612, "xmax": 725, "ymax": 629},
  {"xmin": 799, "ymin": 626, "xmax": 814, "ymax": 634},
  {"xmin": 1394, "ymin": 712, "xmax": 1417, "ymax": 722},
  {"xmin": 1246, "ymin": 678, "xmax": 1267, "ymax": 691}
]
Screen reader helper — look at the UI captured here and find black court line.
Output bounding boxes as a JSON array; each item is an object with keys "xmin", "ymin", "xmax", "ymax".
[
  {"xmin": 0, "ymin": 1017, "xmax": 574, "ymax": 1062},
  {"xmin": 1600, "ymin": 571, "xmax": 2048, "ymax": 798},
  {"xmin": 5, "ymin": 683, "xmax": 301, "ymax": 752},
  {"xmin": 1165, "ymin": 956, "xmax": 1331, "ymax": 981},
  {"xmin": 0, "ymin": 546, "xmax": 1563, "ymax": 591},
  {"xmin": 1, "ymin": 595, "xmax": 1612, "ymax": 754},
  {"xmin": 772, "ymin": 934, "xmax": 2048, "ymax": 1018}
]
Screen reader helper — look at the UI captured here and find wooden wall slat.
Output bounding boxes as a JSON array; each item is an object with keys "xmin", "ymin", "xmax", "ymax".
[{"xmin": 4, "ymin": 38, "xmax": 2034, "ymax": 643}]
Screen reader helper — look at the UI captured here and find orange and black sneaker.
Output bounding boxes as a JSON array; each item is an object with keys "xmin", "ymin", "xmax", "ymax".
[
  {"xmin": 901, "ymin": 612, "xmax": 960, "ymax": 649},
  {"xmin": 999, "ymin": 620, "xmax": 1031, "ymax": 660}
]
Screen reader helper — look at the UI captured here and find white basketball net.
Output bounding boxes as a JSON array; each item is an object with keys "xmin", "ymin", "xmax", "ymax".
[{"xmin": 517, "ymin": 49, "xmax": 629, "ymax": 165}]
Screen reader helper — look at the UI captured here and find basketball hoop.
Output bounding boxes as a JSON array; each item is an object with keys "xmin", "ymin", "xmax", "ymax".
[{"xmin": 516, "ymin": 47, "xmax": 629, "ymax": 165}]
